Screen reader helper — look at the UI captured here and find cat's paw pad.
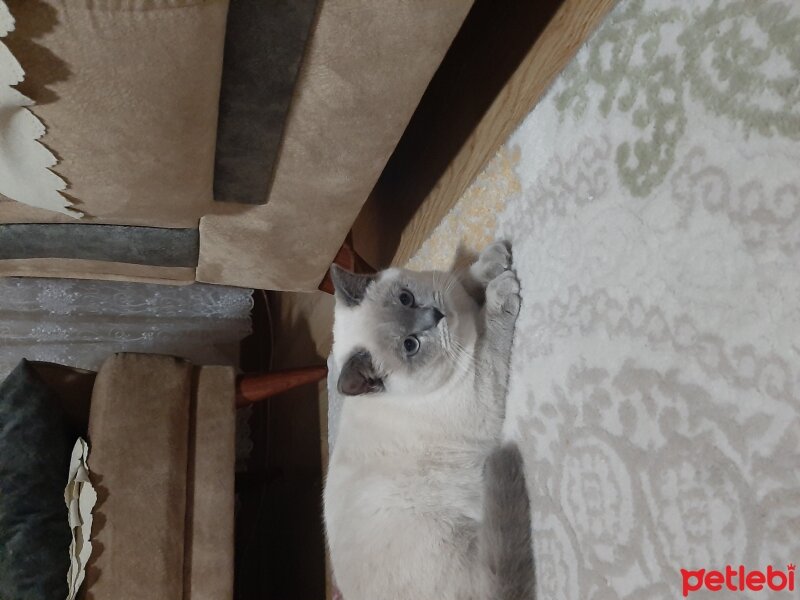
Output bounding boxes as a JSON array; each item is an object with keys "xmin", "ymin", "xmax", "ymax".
[
  {"xmin": 473, "ymin": 242, "xmax": 512, "ymax": 284},
  {"xmin": 486, "ymin": 270, "xmax": 520, "ymax": 317}
]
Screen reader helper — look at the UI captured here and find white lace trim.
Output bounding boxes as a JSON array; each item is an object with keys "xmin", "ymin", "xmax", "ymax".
[{"xmin": 0, "ymin": 278, "xmax": 253, "ymax": 378}]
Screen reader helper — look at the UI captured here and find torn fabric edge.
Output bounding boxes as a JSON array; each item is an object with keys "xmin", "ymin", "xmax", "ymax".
[{"xmin": 0, "ymin": 2, "xmax": 81, "ymax": 218}]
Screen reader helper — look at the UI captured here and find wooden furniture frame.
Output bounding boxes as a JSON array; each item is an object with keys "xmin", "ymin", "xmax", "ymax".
[
  {"xmin": 353, "ymin": 0, "xmax": 617, "ymax": 269},
  {"xmin": 236, "ymin": 366, "xmax": 329, "ymax": 407}
]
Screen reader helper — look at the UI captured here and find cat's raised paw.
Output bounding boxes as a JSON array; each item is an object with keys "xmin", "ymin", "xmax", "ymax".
[
  {"xmin": 472, "ymin": 242, "xmax": 512, "ymax": 285},
  {"xmin": 486, "ymin": 270, "xmax": 520, "ymax": 318}
]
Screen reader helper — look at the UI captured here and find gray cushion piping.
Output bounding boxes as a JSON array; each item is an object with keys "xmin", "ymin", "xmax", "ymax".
[{"xmin": 0, "ymin": 223, "xmax": 199, "ymax": 267}]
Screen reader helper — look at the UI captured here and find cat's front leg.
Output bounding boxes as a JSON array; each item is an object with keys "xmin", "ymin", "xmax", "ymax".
[
  {"xmin": 461, "ymin": 241, "xmax": 511, "ymax": 304},
  {"xmin": 478, "ymin": 269, "xmax": 521, "ymax": 408}
]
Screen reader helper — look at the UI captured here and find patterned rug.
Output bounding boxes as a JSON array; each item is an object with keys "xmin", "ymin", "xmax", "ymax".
[{"xmin": 409, "ymin": 0, "xmax": 800, "ymax": 597}]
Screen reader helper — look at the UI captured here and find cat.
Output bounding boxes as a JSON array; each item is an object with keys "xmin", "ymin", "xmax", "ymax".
[{"xmin": 324, "ymin": 242, "xmax": 534, "ymax": 600}]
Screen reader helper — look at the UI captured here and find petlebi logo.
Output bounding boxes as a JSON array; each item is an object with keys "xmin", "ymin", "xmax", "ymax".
[{"xmin": 681, "ymin": 564, "xmax": 795, "ymax": 596}]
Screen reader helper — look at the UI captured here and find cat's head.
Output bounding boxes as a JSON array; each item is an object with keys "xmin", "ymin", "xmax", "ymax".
[{"xmin": 331, "ymin": 266, "xmax": 478, "ymax": 397}]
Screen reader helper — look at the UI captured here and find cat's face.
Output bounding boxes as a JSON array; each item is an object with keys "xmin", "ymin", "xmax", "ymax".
[{"xmin": 331, "ymin": 266, "xmax": 478, "ymax": 396}]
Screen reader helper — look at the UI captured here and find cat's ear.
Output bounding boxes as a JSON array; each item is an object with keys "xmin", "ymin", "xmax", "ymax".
[
  {"xmin": 330, "ymin": 265, "xmax": 377, "ymax": 307},
  {"xmin": 338, "ymin": 350, "xmax": 384, "ymax": 396}
]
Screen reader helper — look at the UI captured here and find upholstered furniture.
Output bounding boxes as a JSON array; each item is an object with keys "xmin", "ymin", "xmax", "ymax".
[
  {"xmin": 1, "ymin": 355, "xmax": 230, "ymax": 599},
  {"xmin": 1, "ymin": 352, "xmax": 326, "ymax": 599},
  {"xmin": 80, "ymin": 354, "xmax": 234, "ymax": 600},
  {"xmin": 0, "ymin": 0, "xmax": 473, "ymax": 290}
]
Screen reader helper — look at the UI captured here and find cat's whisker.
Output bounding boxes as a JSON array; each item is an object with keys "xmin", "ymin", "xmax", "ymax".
[
  {"xmin": 445, "ymin": 338, "xmax": 477, "ymax": 377},
  {"xmin": 442, "ymin": 269, "xmax": 462, "ymax": 297},
  {"xmin": 443, "ymin": 345, "xmax": 464, "ymax": 372},
  {"xmin": 431, "ymin": 270, "xmax": 448, "ymax": 309},
  {"xmin": 446, "ymin": 351, "xmax": 470, "ymax": 374},
  {"xmin": 453, "ymin": 339, "xmax": 478, "ymax": 368},
  {"xmin": 454, "ymin": 345, "xmax": 477, "ymax": 375}
]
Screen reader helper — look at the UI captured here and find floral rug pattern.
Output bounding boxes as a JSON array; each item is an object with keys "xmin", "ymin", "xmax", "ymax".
[{"xmin": 409, "ymin": 0, "xmax": 800, "ymax": 597}]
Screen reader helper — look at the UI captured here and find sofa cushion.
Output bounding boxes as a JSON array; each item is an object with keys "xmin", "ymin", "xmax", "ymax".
[
  {"xmin": 83, "ymin": 354, "xmax": 235, "ymax": 600},
  {"xmin": 0, "ymin": 0, "xmax": 229, "ymax": 228},
  {"xmin": 84, "ymin": 353, "xmax": 192, "ymax": 600},
  {"xmin": 197, "ymin": 0, "xmax": 475, "ymax": 290},
  {"xmin": 0, "ymin": 359, "xmax": 72, "ymax": 600},
  {"xmin": 184, "ymin": 365, "xmax": 236, "ymax": 600}
]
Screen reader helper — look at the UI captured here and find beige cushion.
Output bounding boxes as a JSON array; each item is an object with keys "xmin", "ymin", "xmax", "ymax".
[
  {"xmin": 184, "ymin": 365, "xmax": 235, "ymax": 600},
  {"xmin": 84, "ymin": 353, "xmax": 235, "ymax": 600},
  {"xmin": 0, "ymin": 0, "xmax": 230, "ymax": 228},
  {"xmin": 196, "ymin": 0, "xmax": 474, "ymax": 290}
]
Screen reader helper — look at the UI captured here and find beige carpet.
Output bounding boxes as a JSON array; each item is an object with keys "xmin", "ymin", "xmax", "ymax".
[{"xmin": 407, "ymin": 0, "xmax": 800, "ymax": 597}]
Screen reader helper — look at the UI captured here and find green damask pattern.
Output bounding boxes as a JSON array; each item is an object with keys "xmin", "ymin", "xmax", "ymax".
[
  {"xmin": 555, "ymin": 0, "xmax": 800, "ymax": 197},
  {"xmin": 681, "ymin": 0, "xmax": 800, "ymax": 140}
]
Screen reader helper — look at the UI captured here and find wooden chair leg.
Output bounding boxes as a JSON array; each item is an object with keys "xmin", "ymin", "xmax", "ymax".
[
  {"xmin": 319, "ymin": 232, "xmax": 375, "ymax": 294},
  {"xmin": 236, "ymin": 366, "xmax": 328, "ymax": 407}
]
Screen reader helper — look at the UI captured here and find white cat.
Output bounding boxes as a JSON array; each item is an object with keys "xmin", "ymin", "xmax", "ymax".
[{"xmin": 324, "ymin": 242, "xmax": 533, "ymax": 600}]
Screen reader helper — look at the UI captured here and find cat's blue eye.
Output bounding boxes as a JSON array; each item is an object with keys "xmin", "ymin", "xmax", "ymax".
[
  {"xmin": 399, "ymin": 290, "xmax": 414, "ymax": 307},
  {"xmin": 403, "ymin": 335, "xmax": 420, "ymax": 356}
]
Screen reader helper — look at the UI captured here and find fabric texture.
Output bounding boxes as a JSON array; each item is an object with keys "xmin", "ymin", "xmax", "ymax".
[
  {"xmin": 85, "ymin": 354, "xmax": 192, "ymax": 600},
  {"xmin": 0, "ymin": 223, "xmax": 199, "ymax": 266},
  {"xmin": 0, "ymin": 258, "xmax": 197, "ymax": 283},
  {"xmin": 184, "ymin": 365, "xmax": 236, "ymax": 600},
  {"xmin": 0, "ymin": 0, "xmax": 230, "ymax": 227},
  {"xmin": 214, "ymin": 0, "xmax": 320, "ymax": 205},
  {"xmin": 0, "ymin": 0, "xmax": 74, "ymax": 217},
  {"xmin": 392, "ymin": 0, "xmax": 800, "ymax": 597},
  {"xmin": 84, "ymin": 354, "xmax": 236, "ymax": 600},
  {"xmin": 0, "ymin": 277, "xmax": 253, "ymax": 381},
  {"xmin": 196, "ymin": 0, "xmax": 475, "ymax": 290},
  {"xmin": 1, "ymin": 0, "xmax": 469, "ymax": 290},
  {"xmin": 0, "ymin": 359, "xmax": 72, "ymax": 600},
  {"xmin": 28, "ymin": 361, "xmax": 95, "ymax": 438}
]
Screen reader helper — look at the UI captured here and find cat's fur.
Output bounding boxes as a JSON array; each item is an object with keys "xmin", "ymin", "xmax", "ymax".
[{"xmin": 324, "ymin": 242, "xmax": 534, "ymax": 600}]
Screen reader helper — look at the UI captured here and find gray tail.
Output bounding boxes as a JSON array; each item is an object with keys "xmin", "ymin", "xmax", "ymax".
[{"xmin": 479, "ymin": 443, "xmax": 535, "ymax": 600}]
